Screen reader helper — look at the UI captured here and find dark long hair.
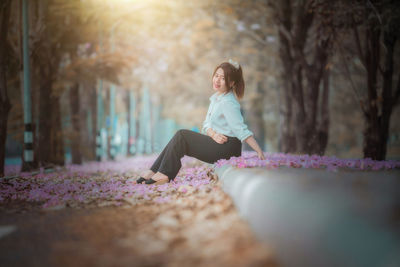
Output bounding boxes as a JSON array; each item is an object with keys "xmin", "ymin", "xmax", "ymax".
[{"xmin": 212, "ymin": 62, "xmax": 245, "ymax": 99}]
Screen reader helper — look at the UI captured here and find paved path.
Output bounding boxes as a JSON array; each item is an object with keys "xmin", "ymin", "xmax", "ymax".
[{"xmin": 0, "ymin": 175, "xmax": 276, "ymax": 267}]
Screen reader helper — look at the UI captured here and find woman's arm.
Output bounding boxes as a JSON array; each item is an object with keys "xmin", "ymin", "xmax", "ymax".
[
  {"xmin": 206, "ymin": 128, "xmax": 216, "ymax": 137},
  {"xmin": 220, "ymin": 100, "xmax": 265, "ymax": 159},
  {"xmin": 207, "ymin": 128, "xmax": 228, "ymax": 144},
  {"xmin": 244, "ymin": 135, "xmax": 265, "ymax": 160},
  {"xmin": 221, "ymin": 100, "xmax": 253, "ymax": 142}
]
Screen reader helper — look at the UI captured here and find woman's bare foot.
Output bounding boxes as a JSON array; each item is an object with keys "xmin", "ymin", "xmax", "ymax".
[
  {"xmin": 141, "ymin": 170, "xmax": 155, "ymax": 179},
  {"xmin": 146, "ymin": 172, "xmax": 169, "ymax": 185}
]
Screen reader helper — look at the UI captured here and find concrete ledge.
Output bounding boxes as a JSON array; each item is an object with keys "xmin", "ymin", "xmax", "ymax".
[{"xmin": 215, "ymin": 165, "xmax": 400, "ymax": 267}]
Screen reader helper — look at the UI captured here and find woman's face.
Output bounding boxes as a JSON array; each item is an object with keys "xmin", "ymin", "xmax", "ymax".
[{"xmin": 212, "ymin": 68, "xmax": 228, "ymax": 94}]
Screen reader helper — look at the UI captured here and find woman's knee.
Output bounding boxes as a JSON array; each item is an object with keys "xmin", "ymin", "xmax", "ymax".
[
  {"xmin": 171, "ymin": 129, "xmax": 185, "ymax": 142},
  {"xmin": 177, "ymin": 129, "xmax": 190, "ymax": 134},
  {"xmin": 175, "ymin": 129, "xmax": 190, "ymax": 138},
  {"xmin": 173, "ymin": 129, "xmax": 183, "ymax": 139}
]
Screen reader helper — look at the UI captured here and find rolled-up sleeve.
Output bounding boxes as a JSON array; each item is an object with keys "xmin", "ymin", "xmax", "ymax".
[{"xmin": 221, "ymin": 100, "xmax": 253, "ymax": 142}]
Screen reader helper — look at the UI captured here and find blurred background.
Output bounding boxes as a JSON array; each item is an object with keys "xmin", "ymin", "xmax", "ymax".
[{"xmin": 1, "ymin": 0, "xmax": 399, "ymax": 174}]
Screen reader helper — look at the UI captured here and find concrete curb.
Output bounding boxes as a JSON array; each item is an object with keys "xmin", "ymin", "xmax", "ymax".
[{"xmin": 215, "ymin": 165, "xmax": 400, "ymax": 267}]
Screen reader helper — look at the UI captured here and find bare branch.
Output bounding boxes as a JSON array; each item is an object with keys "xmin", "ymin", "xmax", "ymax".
[
  {"xmin": 336, "ymin": 38, "xmax": 368, "ymax": 117},
  {"xmin": 353, "ymin": 25, "xmax": 367, "ymax": 69},
  {"xmin": 305, "ymin": 0, "xmax": 317, "ymax": 12},
  {"xmin": 367, "ymin": 0, "xmax": 383, "ymax": 25},
  {"xmin": 278, "ymin": 24, "xmax": 293, "ymax": 44},
  {"xmin": 241, "ymin": 29, "xmax": 269, "ymax": 46}
]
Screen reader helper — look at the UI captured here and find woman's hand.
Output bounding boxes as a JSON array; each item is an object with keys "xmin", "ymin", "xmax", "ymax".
[
  {"xmin": 244, "ymin": 135, "xmax": 265, "ymax": 160},
  {"xmin": 257, "ymin": 150, "xmax": 265, "ymax": 160},
  {"xmin": 212, "ymin": 132, "xmax": 228, "ymax": 144}
]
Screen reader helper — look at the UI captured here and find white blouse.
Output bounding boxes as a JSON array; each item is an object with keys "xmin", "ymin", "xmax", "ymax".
[{"xmin": 201, "ymin": 91, "xmax": 253, "ymax": 142}]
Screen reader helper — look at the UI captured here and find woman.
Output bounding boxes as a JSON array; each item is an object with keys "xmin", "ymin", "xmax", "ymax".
[{"xmin": 136, "ymin": 59, "xmax": 265, "ymax": 185}]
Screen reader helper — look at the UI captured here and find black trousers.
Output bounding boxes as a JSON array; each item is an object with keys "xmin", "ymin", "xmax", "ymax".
[{"xmin": 150, "ymin": 129, "xmax": 242, "ymax": 181}]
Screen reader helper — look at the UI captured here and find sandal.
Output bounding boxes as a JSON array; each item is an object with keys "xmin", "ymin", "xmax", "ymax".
[
  {"xmin": 135, "ymin": 176, "xmax": 147, "ymax": 184},
  {"xmin": 145, "ymin": 178, "xmax": 169, "ymax": 185}
]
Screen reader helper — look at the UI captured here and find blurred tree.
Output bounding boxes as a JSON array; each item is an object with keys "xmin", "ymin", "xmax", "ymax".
[
  {"xmin": 69, "ymin": 82, "xmax": 82, "ymax": 164},
  {"xmin": 0, "ymin": 0, "xmax": 12, "ymax": 176},
  {"xmin": 269, "ymin": 0, "xmax": 335, "ymax": 155},
  {"xmin": 26, "ymin": 0, "xmax": 130, "ymax": 166},
  {"xmin": 6, "ymin": 0, "xmax": 40, "ymax": 172},
  {"xmin": 353, "ymin": 0, "xmax": 400, "ymax": 160},
  {"xmin": 30, "ymin": 0, "xmax": 65, "ymax": 167},
  {"xmin": 333, "ymin": 0, "xmax": 400, "ymax": 160}
]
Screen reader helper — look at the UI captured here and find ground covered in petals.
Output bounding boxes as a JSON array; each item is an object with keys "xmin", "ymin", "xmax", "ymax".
[
  {"xmin": 3, "ymin": 152, "xmax": 398, "ymax": 210},
  {"xmin": 0, "ymin": 155, "xmax": 277, "ymax": 267},
  {"xmin": 2, "ymin": 156, "xmax": 213, "ymax": 209}
]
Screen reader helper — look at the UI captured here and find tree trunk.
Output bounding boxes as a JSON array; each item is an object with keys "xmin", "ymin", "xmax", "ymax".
[
  {"xmin": 33, "ymin": 0, "xmax": 65, "ymax": 167},
  {"xmin": 379, "ymin": 30, "xmax": 397, "ymax": 160},
  {"xmin": 317, "ymin": 69, "xmax": 330, "ymax": 155},
  {"xmin": 362, "ymin": 18, "xmax": 382, "ymax": 160},
  {"xmin": 0, "ymin": 0, "xmax": 12, "ymax": 176},
  {"xmin": 69, "ymin": 82, "xmax": 82, "ymax": 164},
  {"xmin": 244, "ymin": 82, "xmax": 265, "ymax": 151},
  {"xmin": 37, "ymin": 60, "xmax": 64, "ymax": 167},
  {"xmin": 304, "ymin": 40, "xmax": 329, "ymax": 154},
  {"xmin": 106, "ymin": 87, "xmax": 112, "ymax": 159},
  {"xmin": 37, "ymin": 73, "xmax": 53, "ymax": 167},
  {"xmin": 81, "ymin": 85, "xmax": 96, "ymax": 161},
  {"xmin": 126, "ymin": 90, "xmax": 133, "ymax": 156},
  {"xmin": 277, "ymin": 0, "xmax": 297, "ymax": 153},
  {"xmin": 292, "ymin": 62, "xmax": 308, "ymax": 153},
  {"xmin": 91, "ymin": 86, "xmax": 98, "ymax": 160},
  {"xmin": 274, "ymin": 0, "xmax": 331, "ymax": 156},
  {"xmin": 50, "ymin": 93, "xmax": 65, "ymax": 166},
  {"xmin": 363, "ymin": 19, "xmax": 397, "ymax": 160},
  {"xmin": 280, "ymin": 77, "xmax": 296, "ymax": 153}
]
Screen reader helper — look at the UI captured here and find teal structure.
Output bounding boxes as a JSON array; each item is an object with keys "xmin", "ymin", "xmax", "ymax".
[
  {"xmin": 21, "ymin": 0, "xmax": 34, "ymax": 171},
  {"xmin": 138, "ymin": 86, "xmax": 152, "ymax": 154},
  {"xmin": 128, "ymin": 91, "xmax": 137, "ymax": 155}
]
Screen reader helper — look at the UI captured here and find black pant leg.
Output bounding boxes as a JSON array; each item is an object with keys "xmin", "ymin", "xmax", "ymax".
[
  {"xmin": 149, "ymin": 141, "xmax": 169, "ymax": 173},
  {"xmin": 149, "ymin": 129, "xmax": 186, "ymax": 173},
  {"xmin": 155, "ymin": 129, "xmax": 241, "ymax": 181},
  {"xmin": 180, "ymin": 129, "xmax": 242, "ymax": 163},
  {"xmin": 156, "ymin": 130, "xmax": 188, "ymax": 180}
]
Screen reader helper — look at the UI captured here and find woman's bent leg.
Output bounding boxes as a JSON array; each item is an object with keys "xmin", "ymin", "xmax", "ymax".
[
  {"xmin": 156, "ymin": 129, "xmax": 241, "ymax": 181},
  {"xmin": 155, "ymin": 130, "xmax": 189, "ymax": 181},
  {"xmin": 149, "ymin": 142, "xmax": 169, "ymax": 173},
  {"xmin": 149, "ymin": 128, "xmax": 190, "ymax": 173}
]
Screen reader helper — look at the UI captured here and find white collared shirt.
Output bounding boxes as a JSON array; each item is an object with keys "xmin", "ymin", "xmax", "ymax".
[{"xmin": 201, "ymin": 91, "xmax": 253, "ymax": 142}]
